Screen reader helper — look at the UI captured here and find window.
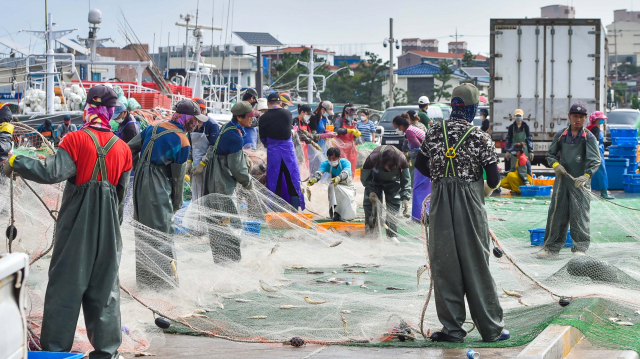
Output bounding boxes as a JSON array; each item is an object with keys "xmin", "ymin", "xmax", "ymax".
[{"xmin": 406, "ymin": 58, "xmax": 410, "ymax": 63}]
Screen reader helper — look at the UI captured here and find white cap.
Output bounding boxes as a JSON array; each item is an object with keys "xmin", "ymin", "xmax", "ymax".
[
  {"xmin": 256, "ymin": 98, "xmax": 268, "ymax": 111},
  {"xmin": 418, "ymin": 96, "xmax": 430, "ymax": 105}
]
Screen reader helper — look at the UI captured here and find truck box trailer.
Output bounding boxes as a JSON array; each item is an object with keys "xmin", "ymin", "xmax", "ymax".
[{"xmin": 489, "ymin": 18, "xmax": 607, "ymax": 166}]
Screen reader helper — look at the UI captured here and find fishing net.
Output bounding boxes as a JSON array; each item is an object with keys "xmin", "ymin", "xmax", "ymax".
[{"xmin": 3, "ymin": 129, "xmax": 640, "ymax": 355}]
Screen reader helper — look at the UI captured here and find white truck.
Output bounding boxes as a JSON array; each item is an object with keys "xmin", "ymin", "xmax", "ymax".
[{"xmin": 489, "ymin": 18, "xmax": 608, "ymax": 166}]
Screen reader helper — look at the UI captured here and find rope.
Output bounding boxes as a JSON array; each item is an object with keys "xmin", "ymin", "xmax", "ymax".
[{"xmin": 8, "ymin": 172, "xmax": 14, "ymax": 253}]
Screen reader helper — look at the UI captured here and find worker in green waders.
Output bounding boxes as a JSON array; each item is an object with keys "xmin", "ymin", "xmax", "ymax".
[
  {"xmin": 415, "ymin": 83, "xmax": 509, "ymax": 343},
  {"xmin": 4, "ymin": 86, "xmax": 133, "ymax": 358},
  {"xmin": 129, "ymin": 99, "xmax": 208, "ymax": 288},
  {"xmin": 505, "ymin": 109, "xmax": 533, "ymax": 170},
  {"xmin": 538, "ymin": 103, "xmax": 601, "ymax": 259}
]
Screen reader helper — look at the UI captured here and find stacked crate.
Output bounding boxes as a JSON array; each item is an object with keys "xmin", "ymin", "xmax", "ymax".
[{"xmin": 608, "ymin": 128, "xmax": 639, "ymax": 192}]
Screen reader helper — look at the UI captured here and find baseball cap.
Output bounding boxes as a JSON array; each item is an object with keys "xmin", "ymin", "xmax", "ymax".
[
  {"xmin": 279, "ymin": 92, "xmax": 293, "ymax": 106},
  {"xmin": 0, "ymin": 103, "xmax": 12, "ymax": 122},
  {"xmin": 360, "ymin": 108, "xmax": 369, "ymax": 115},
  {"xmin": 479, "ymin": 108, "xmax": 489, "ymax": 116},
  {"xmin": 514, "ymin": 109, "xmax": 524, "ymax": 117},
  {"xmin": 231, "ymin": 101, "xmax": 253, "ymax": 116},
  {"xmin": 86, "ymin": 85, "xmax": 118, "ymax": 107},
  {"xmin": 63, "ymin": 114, "xmax": 72, "ymax": 122},
  {"xmin": 450, "ymin": 83, "xmax": 479, "ymax": 107},
  {"xmin": 192, "ymin": 97, "xmax": 207, "ymax": 109},
  {"xmin": 256, "ymin": 98, "xmax": 268, "ymax": 111},
  {"xmin": 267, "ymin": 93, "xmax": 281, "ymax": 102},
  {"xmin": 406, "ymin": 110, "xmax": 417, "ymax": 117},
  {"xmin": 569, "ymin": 102, "xmax": 588, "ymax": 115},
  {"xmin": 299, "ymin": 104, "xmax": 312, "ymax": 113},
  {"xmin": 322, "ymin": 101, "xmax": 335, "ymax": 116},
  {"xmin": 418, "ymin": 96, "xmax": 430, "ymax": 105},
  {"xmin": 175, "ymin": 99, "xmax": 209, "ymax": 122},
  {"xmin": 508, "ymin": 143, "xmax": 524, "ymax": 154},
  {"xmin": 111, "ymin": 101, "xmax": 127, "ymax": 120}
]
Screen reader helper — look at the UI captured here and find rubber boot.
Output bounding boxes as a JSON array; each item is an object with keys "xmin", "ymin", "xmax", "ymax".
[{"xmin": 600, "ymin": 189, "xmax": 614, "ymax": 200}]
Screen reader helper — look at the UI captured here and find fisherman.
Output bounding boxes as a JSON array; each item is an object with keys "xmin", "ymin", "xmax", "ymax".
[
  {"xmin": 361, "ymin": 144, "xmax": 411, "ymax": 242},
  {"xmin": 334, "ymin": 105, "xmax": 361, "ymax": 174},
  {"xmin": 196, "ymin": 101, "xmax": 254, "ymax": 262},
  {"xmin": 538, "ymin": 103, "xmax": 601, "ymax": 258},
  {"xmin": 308, "ymin": 147, "xmax": 357, "ymax": 221},
  {"xmin": 479, "ymin": 108, "xmax": 491, "ymax": 134},
  {"xmin": 129, "ymin": 99, "xmax": 207, "ymax": 288},
  {"xmin": 293, "ymin": 104, "xmax": 314, "ymax": 175},
  {"xmin": 3, "ymin": 86, "xmax": 132, "ymax": 358},
  {"xmin": 356, "ymin": 109, "xmax": 376, "ymax": 143},
  {"xmin": 279, "ymin": 92, "xmax": 294, "ymax": 109},
  {"xmin": 308, "ymin": 101, "xmax": 336, "ymax": 173},
  {"xmin": 188, "ymin": 97, "xmax": 220, "ymax": 200},
  {"xmin": 587, "ymin": 111, "xmax": 614, "ymax": 200},
  {"xmin": 393, "ymin": 114, "xmax": 430, "ymax": 220},
  {"xmin": 415, "ymin": 83, "xmax": 508, "ymax": 343},
  {"xmin": 0, "ymin": 104, "xmax": 15, "ymax": 164},
  {"xmin": 37, "ymin": 118, "xmax": 56, "ymax": 145},
  {"xmin": 499, "ymin": 144, "xmax": 532, "ymax": 194},
  {"xmin": 505, "ymin": 109, "xmax": 533, "ymax": 170},
  {"xmin": 259, "ymin": 93, "xmax": 305, "ymax": 210},
  {"xmin": 242, "ymin": 88, "xmax": 259, "ymax": 149},
  {"xmin": 56, "ymin": 114, "xmax": 77, "ymax": 143},
  {"xmin": 417, "ymin": 96, "xmax": 433, "ymax": 129},
  {"xmin": 111, "ymin": 101, "xmax": 140, "ymax": 143}
]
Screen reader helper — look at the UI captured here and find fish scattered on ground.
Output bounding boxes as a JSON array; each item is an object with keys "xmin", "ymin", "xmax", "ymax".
[
  {"xmin": 609, "ymin": 318, "xmax": 620, "ymax": 322},
  {"xmin": 345, "ymin": 281, "xmax": 353, "ymax": 286},
  {"xmin": 247, "ymin": 315, "xmax": 267, "ymax": 319},
  {"xmin": 518, "ymin": 298, "xmax": 529, "ymax": 307},
  {"xmin": 260, "ymin": 280, "xmax": 280, "ymax": 293},
  {"xmin": 502, "ymin": 286, "xmax": 523, "ymax": 298},
  {"xmin": 180, "ymin": 313, "xmax": 208, "ymax": 319},
  {"xmin": 307, "ymin": 270, "xmax": 324, "ymax": 274},
  {"xmin": 341, "ymin": 315, "xmax": 348, "ymax": 333},
  {"xmin": 289, "ymin": 266, "xmax": 308, "ymax": 269},
  {"xmin": 235, "ymin": 298, "xmax": 253, "ymax": 303},
  {"xmin": 267, "ymin": 295, "xmax": 283, "ymax": 299},
  {"xmin": 332, "ymin": 270, "xmax": 337, "ymax": 274},
  {"xmin": 386, "ymin": 287, "xmax": 406, "ymax": 291},
  {"xmin": 218, "ymin": 217, "xmax": 231, "ymax": 226},
  {"xmin": 269, "ymin": 244, "xmax": 280, "ymax": 256},
  {"xmin": 170, "ymin": 259, "xmax": 178, "ymax": 282},
  {"xmin": 304, "ymin": 296, "xmax": 328, "ymax": 304},
  {"xmin": 329, "ymin": 240, "xmax": 343, "ymax": 248},
  {"xmin": 617, "ymin": 321, "xmax": 635, "ymax": 326},
  {"xmin": 416, "ymin": 265, "xmax": 428, "ymax": 288},
  {"xmin": 340, "ymin": 310, "xmax": 351, "ymax": 314},
  {"xmin": 213, "ymin": 301, "xmax": 224, "ymax": 310},
  {"xmin": 134, "ymin": 352, "xmax": 156, "ymax": 357},
  {"xmin": 635, "ymin": 310, "xmax": 640, "ymax": 315},
  {"xmin": 194, "ymin": 308, "xmax": 216, "ymax": 314},
  {"xmin": 306, "ymin": 187, "xmax": 312, "ymax": 201},
  {"xmin": 360, "ymin": 285, "xmax": 368, "ymax": 289},
  {"xmin": 280, "ymin": 305, "xmax": 298, "ymax": 309},
  {"xmin": 344, "ymin": 269, "xmax": 369, "ymax": 273}
]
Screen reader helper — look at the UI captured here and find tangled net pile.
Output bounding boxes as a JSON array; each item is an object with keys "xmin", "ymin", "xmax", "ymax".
[{"xmin": 4, "ymin": 124, "xmax": 640, "ymax": 354}]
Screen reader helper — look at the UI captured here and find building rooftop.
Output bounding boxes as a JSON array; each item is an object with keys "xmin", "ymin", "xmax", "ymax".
[
  {"xmin": 394, "ymin": 62, "xmax": 489, "ymax": 83},
  {"xmin": 262, "ymin": 46, "xmax": 334, "ymax": 55},
  {"xmin": 404, "ymin": 50, "xmax": 487, "ymax": 61}
]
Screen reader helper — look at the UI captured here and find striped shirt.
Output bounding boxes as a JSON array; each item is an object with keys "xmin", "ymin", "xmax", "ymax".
[{"xmin": 356, "ymin": 120, "xmax": 376, "ymax": 142}]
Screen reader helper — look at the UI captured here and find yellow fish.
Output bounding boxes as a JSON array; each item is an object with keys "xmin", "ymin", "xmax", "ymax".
[
  {"xmin": 170, "ymin": 259, "xmax": 178, "ymax": 282},
  {"xmin": 304, "ymin": 296, "xmax": 328, "ymax": 305}
]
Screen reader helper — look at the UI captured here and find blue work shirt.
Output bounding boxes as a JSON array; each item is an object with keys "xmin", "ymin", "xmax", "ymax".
[
  {"xmin": 140, "ymin": 121, "xmax": 191, "ymax": 166},
  {"xmin": 215, "ymin": 121, "xmax": 246, "ymax": 156},
  {"xmin": 193, "ymin": 118, "xmax": 220, "ymax": 146},
  {"xmin": 319, "ymin": 158, "xmax": 352, "ymax": 177}
]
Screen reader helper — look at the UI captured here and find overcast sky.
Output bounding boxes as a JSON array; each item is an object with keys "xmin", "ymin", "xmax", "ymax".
[{"xmin": 1, "ymin": 0, "xmax": 638, "ymax": 65}]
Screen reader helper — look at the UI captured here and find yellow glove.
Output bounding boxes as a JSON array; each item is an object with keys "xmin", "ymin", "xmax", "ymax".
[
  {"xmin": 353, "ymin": 129, "xmax": 361, "ymax": 137},
  {"xmin": 347, "ymin": 128, "xmax": 361, "ymax": 137},
  {"xmin": 331, "ymin": 176, "xmax": 340, "ymax": 187},
  {"xmin": 308, "ymin": 178, "xmax": 318, "ymax": 186}
]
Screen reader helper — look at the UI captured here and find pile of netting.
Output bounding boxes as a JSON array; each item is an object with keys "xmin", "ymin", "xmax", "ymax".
[{"xmin": 3, "ymin": 124, "xmax": 640, "ymax": 354}]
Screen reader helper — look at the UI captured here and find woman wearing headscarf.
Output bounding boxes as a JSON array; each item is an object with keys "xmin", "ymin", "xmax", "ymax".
[
  {"xmin": 128, "ymin": 99, "xmax": 208, "ymax": 289},
  {"xmin": 37, "ymin": 118, "xmax": 56, "ymax": 145},
  {"xmin": 4, "ymin": 86, "xmax": 133, "ymax": 358},
  {"xmin": 308, "ymin": 101, "xmax": 337, "ymax": 173},
  {"xmin": 587, "ymin": 111, "xmax": 613, "ymax": 199}
]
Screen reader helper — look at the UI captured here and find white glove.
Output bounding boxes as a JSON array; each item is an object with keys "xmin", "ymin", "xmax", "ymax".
[
  {"xmin": 553, "ymin": 163, "xmax": 567, "ymax": 177},
  {"xmin": 574, "ymin": 175, "xmax": 590, "ymax": 188},
  {"xmin": 504, "ymin": 152, "xmax": 511, "ymax": 160},
  {"xmin": 186, "ymin": 161, "xmax": 193, "ymax": 174},
  {"xmin": 484, "ymin": 181, "xmax": 496, "ymax": 197},
  {"xmin": 193, "ymin": 162, "xmax": 206, "ymax": 176},
  {"xmin": 528, "ymin": 152, "xmax": 534, "ymax": 162}
]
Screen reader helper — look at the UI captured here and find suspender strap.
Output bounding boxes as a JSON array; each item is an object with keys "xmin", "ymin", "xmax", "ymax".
[
  {"xmin": 443, "ymin": 121, "xmax": 476, "ymax": 177},
  {"xmin": 82, "ymin": 128, "xmax": 120, "ymax": 181},
  {"xmin": 212, "ymin": 122, "xmax": 240, "ymax": 154},
  {"xmin": 141, "ymin": 123, "xmax": 183, "ymax": 162}
]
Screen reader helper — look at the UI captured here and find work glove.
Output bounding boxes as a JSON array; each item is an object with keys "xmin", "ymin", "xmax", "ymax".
[
  {"xmin": 553, "ymin": 163, "xmax": 567, "ymax": 177},
  {"xmin": 308, "ymin": 178, "xmax": 318, "ymax": 186},
  {"xmin": 484, "ymin": 181, "xmax": 496, "ymax": 197},
  {"xmin": 320, "ymin": 131, "xmax": 337, "ymax": 139},
  {"xmin": 528, "ymin": 152, "xmax": 534, "ymax": 162},
  {"xmin": 244, "ymin": 180, "xmax": 253, "ymax": 191},
  {"xmin": 186, "ymin": 160, "xmax": 193, "ymax": 174},
  {"xmin": 369, "ymin": 192, "xmax": 379, "ymax": 204},
  {"xmin": 331, "ymin": 176, "xmax": 340, "ymax": 187},
  {"xmin": 402, "ymin": 199, "xmax": 409, "ymax": 217},
  {"xmin": 504, "ymin": 152, "xmax": 511, "ymax": 160},
  {"xmin": 193, "ymin": 162, "xmax": 206, "ymax": 176},
  {"xmin": 574, "ymin": 174, "xmax": 590, "ymax": 188},
  {"xmin": 2, "ymin": 162, "xmax": 12, "ymax": 178},
  {"xmin": 347, "ymin": 128, "xmax": 361, "ymax": 137}
]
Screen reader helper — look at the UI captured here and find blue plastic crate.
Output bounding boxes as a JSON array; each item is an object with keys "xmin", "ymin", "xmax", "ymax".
[
  {"xmin": 624, "ymin": 183, "xmax": 640, "ymax": 193},
  {"xmin": 612, "ymin": 137, "xmax": 639, "ymax": 147},
  {"xmin": 609, "ymin": 146, "xmax": 637, "ymax": 157},
  {"xmin": 28, "ymin": 352, "xmax": 83, "ymax": 359},
  {"xmin": 611, "ymin": 128, "xmax": 639, "ymax": 138},
  {"xmin": 242, "ymin": 220, "xmax": 262, "ymax": 236},
  {"xmin": 519, "ymin": 185, "xmax": 552, "ymax": 197},
  {"xmin": 629, "ymin": 161, "xmax": 638, "ymax": 174},
  {"xmin": 623, "ymin": 174, "xmax": 640, "ymax": 185},
  {"xmin": 528, "ymin": 228, "xmax": 573, "ymax": 247},
  {"xmin": 606, "ymin": 158, "xmax": 629, "ymax": 190}
]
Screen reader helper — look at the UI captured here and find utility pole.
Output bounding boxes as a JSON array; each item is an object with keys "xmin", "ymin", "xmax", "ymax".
[
  {"xmin": 383, "ymin": 18, "xmax": 398, "ymax": 108},
  {"xmin": 450, "ymin": 28, "xmax": 464, "ymax": 69},
  {"xmin": 307, "ymin": 46, "xmax": 315, "ymax": 104},
  {"xmin": 179, "ymin": 14, "xmax": 194, "ymax": 71},
  {"xmin": 614, "ymin": 23, "xmax": 619, "ymax": 82}
]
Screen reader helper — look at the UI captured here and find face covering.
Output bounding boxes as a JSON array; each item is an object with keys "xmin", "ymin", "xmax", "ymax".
[
  {"xmin": 322, "ymin": 112, "xmax": 329, "ymax": 118},
  {"xmin": 396, "ymin": 129, "xmax": 405, "ymax": 135},
  {"xmin": 450, "ymin": 97, "xmax": 478, "ymax": 123},
  {"xmin": 360, "ymin": 116, "xmax": 367, "ymax": 122},
  {"xmin": 303, "ymin": 114, "xmax": 311, "ymax": 122},
  {"xmin": 599, "ymin": 119, "xmax": 605, "ymax": 125},
  {"xmin": 115, "ymin": 118, "xmax": 124, "ymax": 124},
  {"xmin": 329, "ymin": 160, "xmax": 339, "ymax": 167},
  {"xmin": 515, "ymin": 116, "xmax": 523, "ymax": 123}
]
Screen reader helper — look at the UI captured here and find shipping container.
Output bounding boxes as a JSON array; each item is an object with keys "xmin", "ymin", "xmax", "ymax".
[{"xmin": 489, "ymin": 18, "xmax": 607, "ymax": 166}]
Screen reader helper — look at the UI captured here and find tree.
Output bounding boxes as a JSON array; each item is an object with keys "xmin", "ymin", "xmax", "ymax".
[
  {"xmin": 323, "ymin": 52, "xmax": 389, "ymax": 109},
  {"xmin": 612, "ymin": 82, "xmax": 630, "ymax": 105},
  {"xmin": 461, "ymin": 50, "xmax": 476, "ymax": 68},
  {"xmin": 433, "ymin": 60, "xmax": 454, "ymax": 102},
  {"xmin": 617, "ymin": 64, "xmax": 640, "ymax": 77},
  {"xmin": 632, "ymin": 94, "xmax": 640, "ymax": 110}
]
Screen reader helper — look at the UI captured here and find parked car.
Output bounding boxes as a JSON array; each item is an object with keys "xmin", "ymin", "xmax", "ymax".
[
  {"xmin": 378, "ymin": 106, "xmax": 444, "ymax": 149},
  {"xmin": 605, "ymin": 109, "xmax": 640, "ymax": 146},
  {"xmin": 431, "ymin": 103, "xmax": 451, "ymax": 122}
]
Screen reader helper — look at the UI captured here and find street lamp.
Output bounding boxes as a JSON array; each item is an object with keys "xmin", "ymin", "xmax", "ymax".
[{"xmin": 326, "ymin": 66, "xmax": 355, "ymax": 80}]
